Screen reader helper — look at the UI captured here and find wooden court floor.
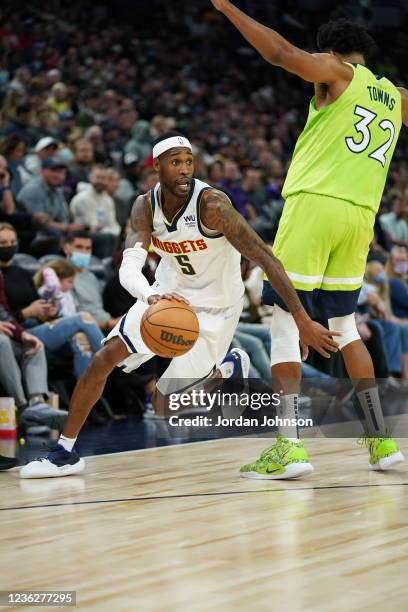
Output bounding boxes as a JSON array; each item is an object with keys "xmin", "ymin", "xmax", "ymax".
[{"xmin": 1, "ymin": 437, "xmax": 408, "ymax": 612}]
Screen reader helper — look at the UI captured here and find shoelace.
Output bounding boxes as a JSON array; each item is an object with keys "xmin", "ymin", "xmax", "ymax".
[
  {"xmin": 35, "ymin": 445, "xmax": 63, "ymax": 462},
  {"xmin": 259, "ymin": 436, "xmax": 292, "ymax": 463}
]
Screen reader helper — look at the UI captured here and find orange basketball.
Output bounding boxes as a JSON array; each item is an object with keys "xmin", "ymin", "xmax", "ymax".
[{"xmin": 140, "ymin": 299, "xmax": 199, "ymax": 358}]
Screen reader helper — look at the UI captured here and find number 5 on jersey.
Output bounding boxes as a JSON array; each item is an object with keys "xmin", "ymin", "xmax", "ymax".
[
  {"xmin": 345, "ymin": 105, "xmax": 395, "ymax": 167},
  {"xmin": 175, "ymin": 254, "xmax": 196, "ymax": 275}
]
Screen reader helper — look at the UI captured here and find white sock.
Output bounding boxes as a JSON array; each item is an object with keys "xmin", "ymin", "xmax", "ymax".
[
  {"xmin": 219, "ymin": 361, "xmax": 234, "ymax": 379},
  {"xmin": 356, "ymin": 387, "xmax": 386, "ymax": 436},
  {"xmin": 59, "ymin": 434, "xmax": 77, "ymax": 452},
  {"xmin": 276, "ymin": 394, "xmax": 299, "ymax": 440}
]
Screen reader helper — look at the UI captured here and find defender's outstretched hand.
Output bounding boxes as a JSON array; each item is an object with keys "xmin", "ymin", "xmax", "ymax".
[
  {"xmin": 148, "ymin": 293, "xmax": 190, "ymax": 306},
  {"xmin": 298, "ymin": 320, "xmax": 340, "ymax": 360},
  {"xmin": 210, "ymin": 0, "xmax": 231, "ymax": 12}
]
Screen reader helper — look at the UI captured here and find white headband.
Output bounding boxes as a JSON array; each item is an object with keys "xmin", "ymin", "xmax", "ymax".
[{"xmin": 152, "ymin": 136, "xmax": 192, "ymax": 159}]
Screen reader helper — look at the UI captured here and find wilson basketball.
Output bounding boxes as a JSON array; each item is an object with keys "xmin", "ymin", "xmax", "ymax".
[{"xmin": 140, "ymin": 299, "xmax": 199, "ymax": 358}]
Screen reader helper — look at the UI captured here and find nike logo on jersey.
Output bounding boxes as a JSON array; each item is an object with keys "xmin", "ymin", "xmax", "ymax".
[{"xmin": 151, "ymin": 235, "xmax": 208, "ymax": 254}]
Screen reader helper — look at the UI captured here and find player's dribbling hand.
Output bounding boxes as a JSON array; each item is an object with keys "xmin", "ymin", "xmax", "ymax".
[
  {"xmin": 210, "ymin": 0, "xmax": 231, "ymax": 12},
  {"xmin": 299, "ymin": 321, "xmax": 341, "ymax": 359},
  {"xmin": 148, "ymin": 293, "xmax": 190, "ymax": 305}
]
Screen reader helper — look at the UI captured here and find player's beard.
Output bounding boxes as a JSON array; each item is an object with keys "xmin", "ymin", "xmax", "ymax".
[{"xmin": 161, "ymin": 175, "xmax": 191, "ymax": 201}]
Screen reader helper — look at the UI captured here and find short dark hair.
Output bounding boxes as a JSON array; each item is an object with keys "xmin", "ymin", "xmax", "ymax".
[
  {"xmin": 152, "ymin": 131, "xmax": 186, "ymax": 148},
  {"xmin": 317, "ymin": 19, "xmax": 377, "ymax": 63},
  {"xmin": 0, "ymin": 134, "xmax": 25, "ymax": 157},
  {"xmin": 15, "ymin": 103, "xmax": 31, "ymax": 116},
  {"xmin": 65, "ymin": 230, "xmax": 92, "ymax": 244}
]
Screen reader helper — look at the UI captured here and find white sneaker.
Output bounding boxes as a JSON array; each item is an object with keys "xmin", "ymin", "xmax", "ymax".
[{"xmin": 20, "ymin": 444, "xmax": 85, "ymax": 479}]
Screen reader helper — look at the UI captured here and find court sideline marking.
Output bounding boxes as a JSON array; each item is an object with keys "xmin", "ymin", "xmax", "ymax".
[{"xmin": 1, "ymin": 481, "xmax": 407, "ymax": 512}]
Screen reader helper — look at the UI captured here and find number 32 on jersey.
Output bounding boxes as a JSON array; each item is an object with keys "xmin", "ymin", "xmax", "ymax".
[{"xmin": 345, "ymin": 105, "xmax": 395, "ymax": 167}]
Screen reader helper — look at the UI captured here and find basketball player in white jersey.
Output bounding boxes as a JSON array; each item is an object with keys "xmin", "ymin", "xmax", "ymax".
[{"xmin": 21, "ymin": 133, "xmax": 339, "ymax": 478}]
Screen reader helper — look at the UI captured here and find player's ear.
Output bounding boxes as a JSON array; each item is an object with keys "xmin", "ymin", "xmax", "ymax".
[{"xmin": 153, "ymin": 158, "xmax": 160, "ymax": 172}]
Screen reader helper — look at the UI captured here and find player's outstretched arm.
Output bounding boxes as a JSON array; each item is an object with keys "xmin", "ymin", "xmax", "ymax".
[
  {"xmin": 397, "ymin": 87, "xmax": 408, "ymax": 126},
  {"xmin": 201, "ymin": 189, "xmax": 339, "ymax": 358},
  {"xmin": 210, "ymin": 0, "xmax": 352, "ymax": 84}
]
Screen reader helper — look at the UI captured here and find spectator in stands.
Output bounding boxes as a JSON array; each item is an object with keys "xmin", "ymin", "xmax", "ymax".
[
  {"xmin": 0, "ymin": 154, "xmax": 51, "ymax": 252},
  {"xmin": 84, "ymin": 125, "xmax": 110, "ymax": 164},
  {"xmin": 125, "ymin": 119, "xmax": 152, "ymax": 161},
  {"xmin": 380, "ymin": 194, "xmax": 408, "ymax": 248},
  {"xmin": 0, "ymin": 134, "xmax": 31, "ymax": 198},
  {"xmin": 240, "ymin": 166, "xmax": 277, "ymax": 240},
  {"xmin": 0, "ymin": 222, "xmax": 104, "ymax": 380},
  {"xmin": 366, "ymin": 260, "xmax": 408, "ymax": 379},
  {"xmin": 70, "ymin": 164, "xmax": 121, "ymax": 258},
  {"xmin": 17, "ymin": 157, "xmax": 81, "ymax": 254},
  {"xmin": 63, "ymin": 231, "xmax": 119, "ymax": 333},
  {"xmin": 208, "ymin": 161, "xmax": 225, "ymax": 187},
  {"xmin": 138, "ymin": 167, "xmax": 159, "ymax": 198},
  {"xmin": 34, "ymin": 260, "xmax": 78, "ymax": 317},
  {"xmin": 47, "ymin": 83, "xmax": 70, "ymax": 115},
  {"xmin": 3, "ymin": 103, "xmax": 36, "ymax": 146},
  {"xmin": 115, "ymin": 153, "xmax": 139, "ymax": 210},
  {"xmin": 358, "ymin": 281, "xmax": 404, "ymax": 379},
  {"xmin": 0, "ymin": 269, "xmax": 67, "ymax": 432},
  {"xmin": 0, "ymin": 156, "xmax": 15, "ymax": 218},
  {"xmin": 34, "ymin": 106, "xmax": 58, "ymax": 140},
  {"xmin": 24, "ymin": 136, "xmax": 59, "ymax": 177},
  {"xmin": 219, "ymin": 161, "xmax": 249, "ymax": 218},
  {"xmin": 386, "ymin": 247, "xmax": 408, "ymax": 319},
  {"xmin": 106, "ymin": 167, "xmax": 129, "ymax": 228},
  {"xmin": 65, "ymin": 138, "xmax": 94, "ymax": 200}
]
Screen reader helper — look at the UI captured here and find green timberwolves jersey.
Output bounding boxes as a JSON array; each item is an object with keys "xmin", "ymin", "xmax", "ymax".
[{"xmin": 282, "ymin": 64, "xmax": 402, "ymax": 212}]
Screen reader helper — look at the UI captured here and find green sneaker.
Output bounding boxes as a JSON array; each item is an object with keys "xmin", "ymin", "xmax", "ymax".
[
  {"xmin": 240, "ymin": 436, "xmax": 313, "ymax": 480},
  {"xmin": 359, "ymin": 437, "xmax": 405, "ymax": 471}
]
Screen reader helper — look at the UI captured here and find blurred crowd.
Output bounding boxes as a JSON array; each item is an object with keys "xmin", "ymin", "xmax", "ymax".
[{"xmin": 0, "ymin": 0, "xmax": 407, "ymax": 441}]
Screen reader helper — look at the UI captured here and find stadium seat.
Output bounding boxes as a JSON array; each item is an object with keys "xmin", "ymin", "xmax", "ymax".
[
  {"xmin": 102, "ymin": 256, "xmax": 114, "ymax": 279},
  {"xmin": 11, "ymin": 253, "xmax": 41, "ymax": 275},
  {"xmin": 89, "ymin": 255, "xmax": 106, "ymax": 280},
  {"xmin": 38, "ymin": 254, "xmax": 65, "ymax": 266}
]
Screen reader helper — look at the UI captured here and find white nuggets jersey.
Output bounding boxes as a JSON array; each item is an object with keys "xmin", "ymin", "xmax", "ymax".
[{"xmin": 150, "ymin": 178, "xmax": 244, "ymax": 308}]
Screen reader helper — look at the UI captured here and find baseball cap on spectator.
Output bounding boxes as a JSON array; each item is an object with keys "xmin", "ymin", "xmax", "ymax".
[
  {"xmin": 59, "ymin": 110, "xmax": 74, "ymax": 121},
  {"xmin": 123, "ymin": 153, "xmax": 139, "ymax": 166},
  {"xmin": 42, "ymin": 157, "xmax": 68, "ymax": 169},
  {"xmin": 34, "ymin": 137, "xmax": 58, "ymax": 152},
  {"xmin": 103, "ymin": 120, "xmax": 119, "ymax": 133}
]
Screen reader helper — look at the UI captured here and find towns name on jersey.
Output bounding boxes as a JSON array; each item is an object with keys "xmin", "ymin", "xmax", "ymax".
[
  {"xmin": 367, "ymin": 85, "xmax": 396, "ymax": 111},
  {"xmin": 151, "ymin": 235, "xmax": 208, "ymax": 254}
]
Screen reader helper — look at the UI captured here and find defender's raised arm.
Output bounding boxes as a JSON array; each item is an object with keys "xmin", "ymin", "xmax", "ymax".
[{"xmin": 210, "ymin": 0, "xmax": 353, "ymax": 84}]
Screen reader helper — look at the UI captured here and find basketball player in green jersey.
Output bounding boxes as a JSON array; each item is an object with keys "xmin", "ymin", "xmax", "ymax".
[{"xmin": 211, "ymin": 0, "xmax": 408, "ymax": 478}]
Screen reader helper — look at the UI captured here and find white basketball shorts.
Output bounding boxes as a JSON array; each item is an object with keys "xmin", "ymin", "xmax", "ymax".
[{"xmin": 104, "ymin": 295, "xmax": 244, "ymax": 393}]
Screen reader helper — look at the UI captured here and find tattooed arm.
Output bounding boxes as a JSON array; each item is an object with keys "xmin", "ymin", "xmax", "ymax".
[
  {"xmin": 126, "ymin": 193, "xmax": 153, "ymax": 250},
  {"xmin": 200, "ymin": 189, "xmax": 339, "ymax": 357}
]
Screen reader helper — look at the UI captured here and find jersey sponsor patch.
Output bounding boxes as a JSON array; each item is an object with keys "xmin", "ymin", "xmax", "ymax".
[{"xmin": 183, "ymin": 214, "xmax": 196, "ymax": 227}]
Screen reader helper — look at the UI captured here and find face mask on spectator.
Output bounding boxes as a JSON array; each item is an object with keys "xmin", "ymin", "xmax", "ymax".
[
  {"xmin": 70, "ymin": 251, "xmax": 91, "ymax": 269},
  {"xmin": 0, "ymin": 245, "xmax": 17, "ymax": 262},
  {"xmin": 393, "ymin": 262, "xmax": 408, "ymax": 276},
  {"xmin": 59, "ymin": 147, "xmax": 74, "ymax": 165},
  {"xmin": 372, "ymin": 271, "xmax": 387, "ymax": 284}
]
